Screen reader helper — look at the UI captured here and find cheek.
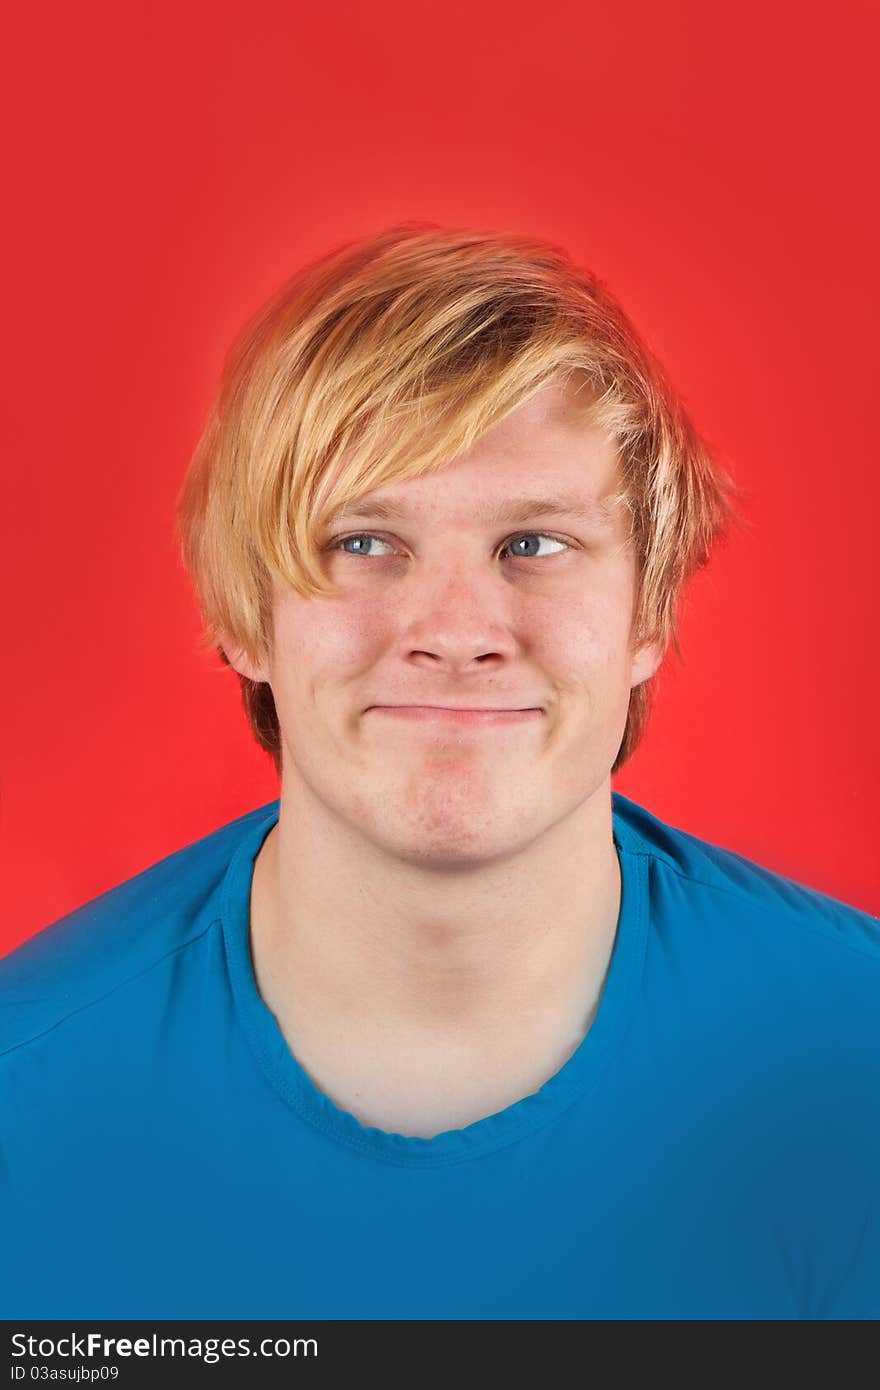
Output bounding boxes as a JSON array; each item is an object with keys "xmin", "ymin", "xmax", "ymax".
[
  {"xmin": 533, "ymin": 588, "xmax": 632, "ymax": 676},
  {"xmin": 331, "ymin": 599, "xmax": 390, "ymax": 652},
  {"xmin": 274, "ymin": 602, "xmax": 388, "ymax": 695},
  {"xmin": 313, "ymin": 602, "xmax": 389, "ymax": 671}
]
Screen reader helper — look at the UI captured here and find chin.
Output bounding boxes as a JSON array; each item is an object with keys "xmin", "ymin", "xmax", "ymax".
[{"xmin": 363, "ymin": 809, "xmax": 539, "ymax": 872}]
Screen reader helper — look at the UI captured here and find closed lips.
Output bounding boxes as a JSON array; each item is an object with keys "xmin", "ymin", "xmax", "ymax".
[
  {"xmin": 369, "ymin": 704, "xmax": 543, "ymax": 711},
  {"xmin": 365, "ymin": 706, "xmax": 545, "ymax": 723}
]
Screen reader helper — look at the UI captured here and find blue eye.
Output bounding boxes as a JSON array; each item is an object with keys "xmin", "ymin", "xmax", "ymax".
[
  {"xmin": 503, "ymin": 533, "xmax": 568, "ymax": 559},
  {"xmin": 336, "ymin": 534, "xmax": 394, "ymax": 557},
  {"xmin": 332, "ymin": 532, "xmax": 569, "ymax": 559}
]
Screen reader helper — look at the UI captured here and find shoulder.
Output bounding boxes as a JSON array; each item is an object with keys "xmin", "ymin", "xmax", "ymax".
[
  {"xmin": 0, "ymin": 799, "xmax": 280, "ymax": 1058},
  {"xmin": 612, "ymin": 789, "xmax": 880, "ymax": 967}
]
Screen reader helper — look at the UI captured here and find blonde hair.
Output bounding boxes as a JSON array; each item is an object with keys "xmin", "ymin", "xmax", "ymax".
[{"xmin": 175, "ymin": 222, "xmax": 749, "ymax": 776}]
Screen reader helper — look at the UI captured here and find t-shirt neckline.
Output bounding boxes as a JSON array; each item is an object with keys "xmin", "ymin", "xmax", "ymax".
[{"xmin": 220, "ymin": 798, "xmax": 648, "ymax": 1168}]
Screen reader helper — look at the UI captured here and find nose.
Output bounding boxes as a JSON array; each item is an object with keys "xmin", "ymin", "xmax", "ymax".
[{"xmin": 393, "ymin": 558, "xmax": 520, "ymax": 670}]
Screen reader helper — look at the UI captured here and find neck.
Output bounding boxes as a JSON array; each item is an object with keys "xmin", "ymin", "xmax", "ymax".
[{"xmin": 247, "ymin": 778, "xmax": 622, "ymax": 1135}]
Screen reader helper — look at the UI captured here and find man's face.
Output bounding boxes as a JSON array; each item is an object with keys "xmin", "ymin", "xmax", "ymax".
[{"xmin": 230, "ymin": 377, "xmax": 664, "ymax": 868}]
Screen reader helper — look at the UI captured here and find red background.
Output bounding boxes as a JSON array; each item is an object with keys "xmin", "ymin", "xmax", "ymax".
[{"xmin": 2, "ymin": 0, "xmax": 878, "ymax": 952}]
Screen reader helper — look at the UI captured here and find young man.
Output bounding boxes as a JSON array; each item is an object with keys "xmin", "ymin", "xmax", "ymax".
[{"xmin": 2, "ymin": 225, "xmax": 877, "ymax": 1320}]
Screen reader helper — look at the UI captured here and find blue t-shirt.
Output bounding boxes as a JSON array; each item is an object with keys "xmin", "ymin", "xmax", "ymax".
[{"xmin": 1, "ymin": 792, "xmax": 878, "ymax": 1320}]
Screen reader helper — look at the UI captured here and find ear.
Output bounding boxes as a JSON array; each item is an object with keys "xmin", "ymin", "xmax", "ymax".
[
  {"xmin": 629, "ymin": 633, "xmax": 667, "ymax": 689},
  {"xmin": 220, "ymin": 640, "xmax": 271, "ymax": 685}
]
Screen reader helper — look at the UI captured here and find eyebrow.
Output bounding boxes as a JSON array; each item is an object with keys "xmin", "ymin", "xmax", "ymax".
[{"xmin": 331, "ymin": 492, "xmax": 622, "ymax": 528}]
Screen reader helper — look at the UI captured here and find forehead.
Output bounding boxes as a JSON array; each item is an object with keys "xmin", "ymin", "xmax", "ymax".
[{"xmin": 333, "ymin": 378, "xmax": 624, "ymax": 526}]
